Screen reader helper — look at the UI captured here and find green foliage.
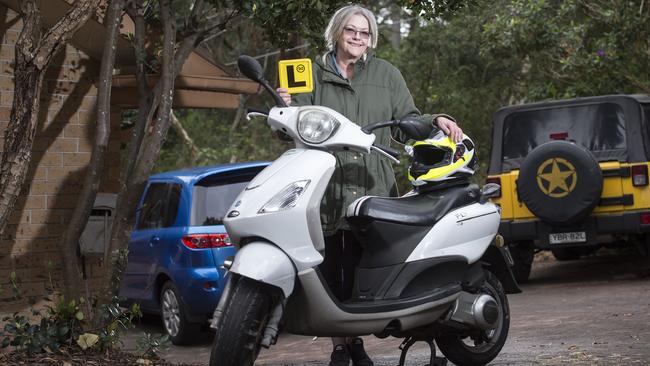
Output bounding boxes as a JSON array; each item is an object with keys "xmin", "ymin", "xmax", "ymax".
[
  {"xmin": 154, "ymin": 108, "xmax": 289, "ymax": 171},
  {"xmin": 240, "ymin": 0, "xmax": 347, "ymax": 50},
  {"xmin": 482, "ymin": 0, "xmax": 650, "ymax": 98},
  {"xmin": 1, "ymin": 296, "xmax": 83, "ymax": 355},
  {"xmin": 136, "ymin": 332, "xmax": 170, "ymax": 358},
  {"xmin": 0, "ymin": 274, "xmax": 141, "ymax": 356},
  {"xmin": 92, "ymin": 299, "xmax": 142, "ymax": 350}
]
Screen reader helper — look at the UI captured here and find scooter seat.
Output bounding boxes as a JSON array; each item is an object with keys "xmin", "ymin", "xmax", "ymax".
[{"xmin": 347, "ymin": 183, "xmax": 479, "ymax": 226}]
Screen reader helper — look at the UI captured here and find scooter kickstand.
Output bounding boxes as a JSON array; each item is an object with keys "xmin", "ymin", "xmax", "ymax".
[{"xmin": 396, "ymin": 337, "xmax": 447, "ymax": 366}]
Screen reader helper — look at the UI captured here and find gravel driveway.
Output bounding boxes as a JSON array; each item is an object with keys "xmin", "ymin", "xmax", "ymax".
[{"xmin": 123, "ymin": 250, "xmax": 650, "ymax": 365}]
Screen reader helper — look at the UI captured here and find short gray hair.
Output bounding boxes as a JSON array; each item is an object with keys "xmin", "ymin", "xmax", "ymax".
[{"xmin": 324, "ymin": 4, "xmax": 378, "ymax": 51}]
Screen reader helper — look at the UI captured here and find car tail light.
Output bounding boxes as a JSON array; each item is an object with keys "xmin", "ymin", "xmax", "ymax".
[
  {"xmin": 181, "ymin": 234, "xmax": 231, "ymax": 249},
  {"xmin": 485, "ymin": 177, "xmax": 502, "ymax": 198},
  {"xmin": 641, "ymin": 213, "xmax": 650, "ymax": 225},
  {"xmin": 550, "ymin": 132, "xmax": 568, "ymax": 140},
  {"xmin": 631, "ymin": 165, "xmax": 648, "ymax": 186}
]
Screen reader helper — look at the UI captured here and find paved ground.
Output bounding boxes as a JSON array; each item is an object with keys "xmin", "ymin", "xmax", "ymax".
[{"xmin": 123, "ymin": 250, "xmax": 650, "ymax": 365}]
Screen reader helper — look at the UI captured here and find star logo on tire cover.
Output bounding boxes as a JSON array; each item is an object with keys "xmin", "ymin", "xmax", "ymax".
[{"xmin": 536, "ymin": 158, "xmax": 577, "ymax": 198}]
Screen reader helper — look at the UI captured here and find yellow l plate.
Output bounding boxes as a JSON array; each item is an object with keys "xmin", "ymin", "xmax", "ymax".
[{"xmin": 278, "ymin": 58, "xmax": 313, "ymax": 94}]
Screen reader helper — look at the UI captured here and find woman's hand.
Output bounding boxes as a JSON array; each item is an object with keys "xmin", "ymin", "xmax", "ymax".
[
  {"xmin": 436, "ymin": 116, "xmax": 463, "ymax": 142},
  {"xmin": 277, "ymin": 88, "xmax": 292, "ymax": 106}
]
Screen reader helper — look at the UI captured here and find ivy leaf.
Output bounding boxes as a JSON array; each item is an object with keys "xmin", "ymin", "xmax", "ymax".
[{"xmin": 75, "ymin": 311, "xmax": 84, "ymax": 321}]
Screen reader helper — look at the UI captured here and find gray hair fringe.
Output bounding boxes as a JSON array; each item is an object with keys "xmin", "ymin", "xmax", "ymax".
[{"xmin": 324, "ymin": 4, "xmax": 378, "ymax": 52}]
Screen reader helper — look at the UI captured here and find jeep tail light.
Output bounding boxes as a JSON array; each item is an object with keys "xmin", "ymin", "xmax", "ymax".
[
  {"xmin": 631, "ymin": 165, "xmax": 648, "ymax": 186},
  {"xmin": 640, "ymin": 213, "xmax": 650, "ymax": 225},
  {"xmin": 550, "ymin": 132, "xmax": 568, "ymax": 140},
  {"xmin": 485, "ymin": 177, "xmax": 501, "ymax": 198},
  {"xmin": 181, "ymin": 234, "xmax": 231, "ymax": 249}
]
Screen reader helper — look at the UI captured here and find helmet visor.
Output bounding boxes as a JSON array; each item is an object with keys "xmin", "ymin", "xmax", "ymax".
[{"xmin": 410, "ymin": 145, "xmax": 453, "ymax": 178}]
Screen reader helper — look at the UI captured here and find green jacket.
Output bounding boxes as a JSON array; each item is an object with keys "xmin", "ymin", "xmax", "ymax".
[{"xmin": 293, "ymin": 52, "xmax": 434, "ymax": 235}]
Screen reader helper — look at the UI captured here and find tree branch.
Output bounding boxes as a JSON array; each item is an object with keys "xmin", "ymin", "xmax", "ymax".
[{"xmin": 34, "ymin": 0, "xmax": 101, "ymax": 70}]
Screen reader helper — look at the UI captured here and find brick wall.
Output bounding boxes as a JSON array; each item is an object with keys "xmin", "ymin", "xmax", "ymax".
[{"xmin": 0, "ymin": 6, "xmax": 122, "ymax": 310}]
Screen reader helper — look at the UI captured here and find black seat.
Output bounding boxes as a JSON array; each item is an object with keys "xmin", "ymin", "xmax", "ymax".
[{"xmin": 349, "ymin": 183, "xmax": 480, "ymax": 226}]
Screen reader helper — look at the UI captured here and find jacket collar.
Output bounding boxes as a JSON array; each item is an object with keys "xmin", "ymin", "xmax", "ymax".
[{"xmin": 319, "ymin": 50, "xmax": 374, "ymax": 84}]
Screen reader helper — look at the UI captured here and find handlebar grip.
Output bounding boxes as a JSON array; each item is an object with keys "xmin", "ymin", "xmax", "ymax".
[{"xmin": 373, "ymin": 143, "xmax": 400, "ymax": 158}]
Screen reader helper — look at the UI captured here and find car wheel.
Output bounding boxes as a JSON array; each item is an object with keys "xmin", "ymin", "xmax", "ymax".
[
  {"xmin": 160, "ymin": 281, "xmax": 201, "ymax": 345},
  {"xmin": 517, "ymin": 140, "xmax": 602, "ymax": 226},
  {"xmin": 508, "ymin": 241, "xmax": 534, "ymax": 283},
  {"xmin": 551, "ymin": 247, "xmax": 581, "ymax": 261}
]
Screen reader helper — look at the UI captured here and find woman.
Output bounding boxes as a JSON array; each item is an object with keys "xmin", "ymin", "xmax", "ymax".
[{"xmin": 278, "ymin": 5, "xmax": 462, "ymax": 366}]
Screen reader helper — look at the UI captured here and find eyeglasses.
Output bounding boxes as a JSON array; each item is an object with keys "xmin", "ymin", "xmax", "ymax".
[{"xmin": 343, "ymin": 26, "xmax": 372, "ymax": 40}]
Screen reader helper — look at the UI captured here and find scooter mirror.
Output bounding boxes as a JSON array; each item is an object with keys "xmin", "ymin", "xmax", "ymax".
[
  {"xmin": 237, "ymin": 55, "xmax": 288, "ymax": 107},
  {"xmin": 480, "ymin": 183, "xmax": 501, "ymax": 203},
  {"xmin": 238, "ymin": 55, "xmax": 264, "ymax": 83},
  {"xmin": 399, "ymin": 117, "xmax": 435, "ymax": 141}
]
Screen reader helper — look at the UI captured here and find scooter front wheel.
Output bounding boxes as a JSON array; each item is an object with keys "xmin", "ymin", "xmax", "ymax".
[
  {"xmin": 209, "ymin": 276, "xmax": 277, "ymax": 366},
  {"xmin": 436, "ymin": 270, "xmax": 510, "ymax": 366}
]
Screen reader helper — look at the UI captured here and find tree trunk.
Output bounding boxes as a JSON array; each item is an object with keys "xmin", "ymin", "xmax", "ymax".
[
  {"xmin": 59, "ymin": 0, "xmax": 126, "ymax": 301},
  {"xmin": 99, "ymin": 0, "xmax": 244, "ymax": 308},
  {"xmin": 100, "ymin": 0, "xmax": 179, "ymax": 306},
  {"xmin": 0, "ymin": 0, "xmax": 100, "ymax": 236}
]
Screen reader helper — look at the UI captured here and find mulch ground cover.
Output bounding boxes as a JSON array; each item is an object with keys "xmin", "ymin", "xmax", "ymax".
[{"xmin": 0, "ymin": 348, "xmax": 198, "ymax": 366}]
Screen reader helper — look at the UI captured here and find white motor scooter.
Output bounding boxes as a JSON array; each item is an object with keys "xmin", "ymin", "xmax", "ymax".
[{"xmin": 209, "ymin": 56, "xmax": 520, "ymax": 366}]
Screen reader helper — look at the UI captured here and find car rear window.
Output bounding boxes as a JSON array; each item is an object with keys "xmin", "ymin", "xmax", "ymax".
[
  {"xmin": 190, "ymin": 169, "xmax": 262, "ymax": 226},
  {"xmin": 502, "ymin": 103, "xmax": 626, "ymax": 161}
]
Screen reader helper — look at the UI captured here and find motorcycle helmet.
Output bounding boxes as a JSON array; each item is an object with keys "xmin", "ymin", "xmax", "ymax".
[{"xmin": 407, "ymin": 130, "xmax": 477, "ymax": 186}]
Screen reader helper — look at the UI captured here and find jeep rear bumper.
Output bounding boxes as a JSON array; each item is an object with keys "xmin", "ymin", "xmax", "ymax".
[{"xmin": 499, "ymin": 211, "xmax": 650, "ymax": 248}]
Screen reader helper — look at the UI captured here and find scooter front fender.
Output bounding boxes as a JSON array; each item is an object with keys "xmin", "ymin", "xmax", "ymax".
[{"xmin": 230, "ymin": 242, "xmax": 296, "ymax": 297}]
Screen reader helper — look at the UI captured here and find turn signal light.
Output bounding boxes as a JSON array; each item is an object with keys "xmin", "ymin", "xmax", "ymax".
[
  {"xmin": 485, "ymin": 177, "xmax": 502, "ymax": 198},
  {"xmin": 631, "ymin": 165, "xmax": 648, "ymax": 186},
  {"xmin": 181, "ymin": 234, "xmax": 231, "ymax": 249}
]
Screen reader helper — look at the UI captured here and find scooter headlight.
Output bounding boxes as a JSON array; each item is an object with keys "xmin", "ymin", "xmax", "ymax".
[
  {"xmin": 297, "ymin": 109, "xmax": 340, "ymax": 144},
  {"xmin": 258, "ymin": 180, "xmax": 310, "ymax": 214}
]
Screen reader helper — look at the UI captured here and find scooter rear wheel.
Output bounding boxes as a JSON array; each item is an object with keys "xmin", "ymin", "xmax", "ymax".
[
  {"xmin": 436, "ymin": 270, "xmax": 510, "ymax": 366},
  {"xmin": 209, "ymin": 276, "xmax": 276, "ymax": 366}
]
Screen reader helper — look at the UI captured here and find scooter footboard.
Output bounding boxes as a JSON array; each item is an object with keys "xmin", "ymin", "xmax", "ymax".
[{"xmin": 230, "ymin": 242, "xmax": 296, "ymax": 296}]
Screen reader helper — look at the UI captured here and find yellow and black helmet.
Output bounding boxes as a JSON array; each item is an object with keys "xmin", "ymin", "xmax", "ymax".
[{"xmin": 407, "ymin": 130, "xmax": 477, "ymax": 186}]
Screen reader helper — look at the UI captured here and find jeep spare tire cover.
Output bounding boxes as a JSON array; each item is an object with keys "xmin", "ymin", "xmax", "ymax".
[{"xmin": 517, "ymin": 140, "xmax": 603, "ymax": 226}]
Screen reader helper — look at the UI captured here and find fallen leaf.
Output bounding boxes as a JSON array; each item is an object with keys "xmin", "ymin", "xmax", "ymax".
[{"xmin": 77, "ymin": 333, "xmax": 99, "ymax": 350}]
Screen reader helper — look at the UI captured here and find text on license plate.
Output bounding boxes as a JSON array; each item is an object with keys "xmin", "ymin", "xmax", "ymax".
[{"xmin": 549, "ymin": 231, "xmax": 586, "ymax": 244}]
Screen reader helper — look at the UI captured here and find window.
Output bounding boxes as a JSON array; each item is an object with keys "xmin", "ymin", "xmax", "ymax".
[
  {"xmin": 502, "ymin": 103, "xmax": 626, "ymax": 161},
  {"xmin": 190, "ymin": 170, "xmax": 261, "ymax": 226},
  {"xmin": 137, "ymin": 183, "xmax": 182, "ymax": 229},
  {"xmin": 165, "ymin": 184, "xmax": 181, "ymax": 227}
]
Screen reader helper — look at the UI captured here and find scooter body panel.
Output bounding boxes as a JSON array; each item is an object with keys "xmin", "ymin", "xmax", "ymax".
[
  {"xmin": 406, "ymin": 202, "xmax": 501, "ymax": 264},
  {"xmin": 283, "ymin": 268, "xmax": 459, "ymax": 337},
  {"xmin": 224, "ymin": 148, "xmax": 335, "ymax": 271},
  {"xmin": 230, "ymin": 242, "xmax": 296, "ymax": 296}
]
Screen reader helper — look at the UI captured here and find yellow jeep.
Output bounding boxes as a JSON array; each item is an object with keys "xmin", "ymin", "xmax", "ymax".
[{"xmin": 487, "ymin": 95, "xmax": 650, "ymax": 282}]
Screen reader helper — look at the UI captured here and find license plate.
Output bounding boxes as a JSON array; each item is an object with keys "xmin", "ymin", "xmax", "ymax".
[{"xmin": 549, "ymin": 231, "xmax": 587, "ymax": 244}]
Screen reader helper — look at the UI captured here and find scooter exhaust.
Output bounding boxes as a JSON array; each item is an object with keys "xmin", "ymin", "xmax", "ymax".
[{"xmin": 446, "ymin": 292, "xmax": 499, "ymax": 330}]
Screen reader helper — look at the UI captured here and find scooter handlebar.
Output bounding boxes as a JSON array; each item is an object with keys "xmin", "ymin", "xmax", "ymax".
[
  {"xmin": 361, "ymin": 120, "xmax": 399, "ymax": 134},
  {"xmin": 372, "ymin": 143, "xmax": 400, "ymax": 158}
]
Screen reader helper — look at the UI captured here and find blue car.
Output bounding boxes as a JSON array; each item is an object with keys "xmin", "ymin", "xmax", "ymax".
[{"xmin": 119, "ymin": 162, "xmax": 268, "ymax": 345}]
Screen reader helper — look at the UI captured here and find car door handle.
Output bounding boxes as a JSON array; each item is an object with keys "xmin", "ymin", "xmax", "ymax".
[{"xmin": 149, "ymin": 236, "xmax": 160, "ymax": 247}]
